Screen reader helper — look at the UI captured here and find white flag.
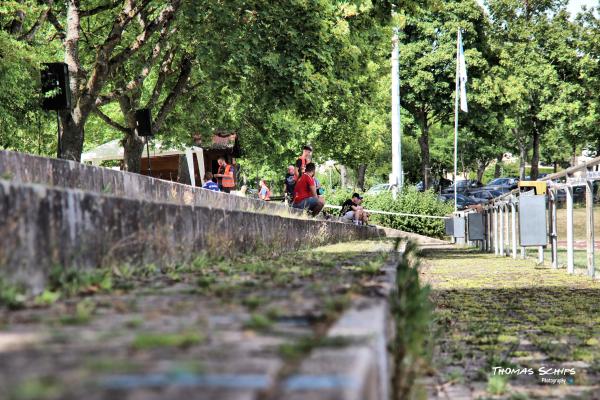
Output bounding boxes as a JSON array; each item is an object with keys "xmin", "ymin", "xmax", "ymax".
[{"xmin": 458, "ymin": 30, "xmax": 468, "ymax": 112}]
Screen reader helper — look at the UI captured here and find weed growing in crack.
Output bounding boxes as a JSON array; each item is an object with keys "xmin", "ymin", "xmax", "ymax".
[{"xmin": 390, "ymin": 239, "xmax": 433, "ymax": 400}]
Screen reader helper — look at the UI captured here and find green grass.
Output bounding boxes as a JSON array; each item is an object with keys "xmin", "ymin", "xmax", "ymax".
[
  {"xmin": 554, "ymin": 205, "xmax": 600, "ymax": 242},
  {"xmin": 422, "ymin": 248, "xmax": 600, "ymax": 396},
  {"xmin": 243, "ymin": 313, "xmax": 273, "ymax": 331},
  {"xmin": 132, "ymin": 332, "xmax": 203, "ymax": 350}
]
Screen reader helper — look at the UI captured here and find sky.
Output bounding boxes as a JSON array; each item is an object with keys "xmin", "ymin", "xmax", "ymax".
[
  {"xmin": 476, "ymin": 0, "xmax": 598, "ymax": 17},
  {"xmin": 566, "ymin": 0, "xmax": 598, "ymax": 15}
]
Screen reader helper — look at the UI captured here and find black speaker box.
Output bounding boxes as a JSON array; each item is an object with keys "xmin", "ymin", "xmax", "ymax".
[
  {"xmin": 41, "ymin": 63, "xmax": 71, "ymax": 110},
  {"xmin": 135, "ymin": 108, "xmax": 153, "ymax": 137}
]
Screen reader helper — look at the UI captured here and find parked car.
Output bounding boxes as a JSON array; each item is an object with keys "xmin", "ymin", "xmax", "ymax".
[
  {"xmin": 467, "ymin": 189, "xmax": 504, "ymax": 204},
  {"xmin": 416, "ymin": 177, "xmax": 453, "ymax": 192},
  {"xmin": 438, "ymin": 193, "xmax": 478, "ymax": 210},
  {"xmin": 484, "ymin": 177, "xmax": 519, "ymax": 191},
  {"xmin": 442, "ymin": 179, "xmax": 483, "ymax": 194},
  {"xmin": 365, "ymin": 183, "xmax": 392, "ymax": 195}
]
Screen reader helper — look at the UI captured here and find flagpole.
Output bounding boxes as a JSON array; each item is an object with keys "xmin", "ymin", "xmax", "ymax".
[{"xmin": 453, "ymin": 29, "xmax": 460, "ymax": 213}]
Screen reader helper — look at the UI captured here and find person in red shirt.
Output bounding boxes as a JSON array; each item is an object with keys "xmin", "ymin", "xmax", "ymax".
[
  {"xmin": 292, "ymin": 162, "xmax": 324, "ymax": 216},
  {"xmin": 295, "ymin": 145, "xmax": 313, "ymax": 179}
]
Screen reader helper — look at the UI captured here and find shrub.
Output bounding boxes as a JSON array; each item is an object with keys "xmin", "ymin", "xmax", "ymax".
[
  {"xmin": 362, "ymin": 187, "xmax": 452, "ymax": 238},
  {"xmin": 325, "ymin": 187, "xmax": 354, "ymax": 208}
]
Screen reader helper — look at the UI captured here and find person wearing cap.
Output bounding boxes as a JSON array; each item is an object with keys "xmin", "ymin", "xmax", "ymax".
[{"xmin": 340, "ymin": 193, "xmax": 368, "ymax": 225}]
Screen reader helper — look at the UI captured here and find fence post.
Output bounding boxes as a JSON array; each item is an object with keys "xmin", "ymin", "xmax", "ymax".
[
  {"xmin": 586, "ymin": 179, "xmax": 595, "ymax": 278},
  {"xmin": 566, "ymin": 186, "xmax": 574, "ymax": 274},
  {"xmin": 550, "ymin": 188, "xmax": 558, "ymax": 269},
  {"xmin": 504, "ymin": 204, "xmax": 510, "ymax": 256},
  {"xmin": 493, "ymin": 206, "xmax": 499, "ymax": 256},
  {"xmin": 499, "ymin": 204, "xmax": 505, "ymax": 256},
  {"xmin": 511, "ymin": 196, "xmax": 517, "ymax": 259},
  {"xmin": 488, "ymin": 208, "xmax": 493, "ymax": 252}
]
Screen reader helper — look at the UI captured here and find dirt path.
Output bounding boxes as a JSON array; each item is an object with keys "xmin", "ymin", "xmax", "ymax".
[{"xmin": 419, "ymin": 247, "xmax": 600, "ymax": 399}]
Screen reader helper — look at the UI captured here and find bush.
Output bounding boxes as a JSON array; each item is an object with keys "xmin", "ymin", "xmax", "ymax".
[
  {"xmin": 362, "ymin": 187, "xmax": 452, "ymax": 238},
  {"xmin": 324, "ymin": 187, "xmax": 354, "ymax": 208}
]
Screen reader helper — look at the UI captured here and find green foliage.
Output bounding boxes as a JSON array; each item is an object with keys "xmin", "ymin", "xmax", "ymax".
[
  {"xmin": 0, "ymin": 278, "xmax": 26, "ymax": 309},
  {"xmin": 487, "ymin": 374, "xmax": 509, "ymax": 395},
  {"xmin": 34, "ymin": 290, "xmax": 61, "ymax": 306},
  {"xmin": 59, "ymin": 299, "xmax": 95, "ymax": 325},
  {"xmin": 363, "ymin": 188, "xmax": 453, "ymax": 238},
  {"xmin": 325, "ymin": 187, "xmax": 355, "ymax": 207},
  {"xmin": 390, "ymin": 241, "xmax": 433, "ymax": 399},
  {"xmin": 132, "ymin": 332, "xmax": 204, "ymax": 350},
  {"xmin": 48, "ymin": 266, "xmax": 113, "ymax": 297},
  {"xmin": 243, "ymin": 313, "xmax": 273, "ymax": 332}
]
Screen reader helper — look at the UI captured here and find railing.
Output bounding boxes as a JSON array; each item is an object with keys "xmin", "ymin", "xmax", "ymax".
[{"xmin": 453, "ymin": 156, "xmax": 600, "ymax": 279}]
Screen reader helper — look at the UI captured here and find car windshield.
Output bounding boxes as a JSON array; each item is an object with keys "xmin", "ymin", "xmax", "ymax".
[{"xmin": 488, "ymin": 178, "xmax": 508, "ymax": 185}]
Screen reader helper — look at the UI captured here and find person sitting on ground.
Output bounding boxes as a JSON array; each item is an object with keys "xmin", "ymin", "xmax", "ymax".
[
  {"xmin": 340, "ymin": 193, "xmax": 369, "ymax": 225},
  {"xmin": 283, "ymin": 165, "xmax": 296, "ymax": 204},
  {"xmin": 259, "ymin": 179, "xmax": 271, "ymax": 201},
  {"xmin": 292, "ymin": 162, "xmax": 324, "ymax": 216},
  {"xmin": 202, "ymin": 172, "xmax": 220, "ymax": 192}
]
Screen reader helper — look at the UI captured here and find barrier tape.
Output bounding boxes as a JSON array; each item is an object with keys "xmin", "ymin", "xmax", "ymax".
[{"xmin": 324, "ymin": 204, "xmax": 448, "ymax": 219}]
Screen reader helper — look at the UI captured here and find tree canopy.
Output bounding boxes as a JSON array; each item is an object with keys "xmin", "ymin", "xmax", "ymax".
[{"xmin": 1, "ymin": 0, "xmax": 600, "ymax": 189}]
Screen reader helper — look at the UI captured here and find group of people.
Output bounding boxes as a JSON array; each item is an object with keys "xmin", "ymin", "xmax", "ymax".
[
  {"xmin": 202, "ymin": 157, "xmax": 235, "ymax": 193},
  {"xmin": 199, "ymin": 146, "xmax": 369, "ymax": 225},
  {"xmin": 281, "ymin": 145, "xmax": 369, "ymax": 225}
]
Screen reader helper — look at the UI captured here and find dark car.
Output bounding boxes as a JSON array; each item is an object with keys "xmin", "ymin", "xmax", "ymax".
[
  {"xmin": 467, "ymin": 189, "xmax": 504, "ymax": 204},
  {"xmin": 438, "ymin": 193, "xmax": 477, "ymax": 210},
  {"xmin": 417, "ymin": 177, "xmax": 453, "ymax": 192},
  {"xmin": 442, "ymin": 179, "xmax": 483, "ymax": 194},
  {"xmin": 484, "ymin": 177, "xmax": 519, "ymax": 191}
]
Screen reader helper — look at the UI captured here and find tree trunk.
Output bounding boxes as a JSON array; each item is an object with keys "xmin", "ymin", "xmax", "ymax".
[
  {"xmin": 530, "ymin": 128, "xmax": 540, "ymax": 180},
  {"xmin": 59, "ymin": 0, "xmax": 87, "ymax": 161},
  {"xmin": 553, "ymin": 161, "xmax": 558, "ymax": 173},
  {"xmin": 119, "ymin": 96, "xmax": 145, "ymax": 172},
  {"xmin": 123, "ymin": 134, "xmax": 145, "ymax": 172},
  {"xmin": 340, "ymin": 165, "xmax": 347, "ymax": 189},
  {"xmin": 476, "ymin": 161, "xmax": 487, "ymax": 183},
  {"xmin": 494, "ymin": 153, "xmax": 503, "ymax": 178},
  {"xmin": 356, "ymin": 164, "xmax": 367, "ymax": 191},
  {"xmin": 418, "ymin": 121, "xmax": 430, "ymax": 189}
]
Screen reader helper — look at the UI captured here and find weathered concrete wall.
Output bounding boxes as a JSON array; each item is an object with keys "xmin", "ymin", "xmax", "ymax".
[
  {"xmin": 0, "ymin": 150, "xmax": 302, "ymax": 217},
  {"xmin": 0, "ymin": 179, "xmax": 382, "ymax": 294}
]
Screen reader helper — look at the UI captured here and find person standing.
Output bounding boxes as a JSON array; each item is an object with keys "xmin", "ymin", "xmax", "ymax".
[
  {"xmin": 214, "ymin": 157, "xmax": 235, "ymax": 193},
  {"xmin": 283, "ymin": 165, "xmax": 296, "ymax": 203},
  {"xmin": 292, "ymin": 162, "xmax": 324, "ymax": 216},
  {"xmin": 295, "ymin": 145, "xmax": 313, "ymax": 179}
]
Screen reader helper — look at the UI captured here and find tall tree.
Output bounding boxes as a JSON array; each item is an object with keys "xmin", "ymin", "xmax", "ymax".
[
  {"xmin": 398, "ymin": 0, "xmax": 488, "ymax": 188},
  {"xmin": 58, "ymin": 0, "xmax": 181, "ymax": 161}
]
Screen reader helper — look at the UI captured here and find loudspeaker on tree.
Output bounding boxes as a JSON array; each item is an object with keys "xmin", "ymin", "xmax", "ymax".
[
  {"xmin": 135, "ymin": 108, "xmax": 153, "ymax": 137},
  {"xmin": 41, "ymin": 63, "xmax": 71, "ymax": 111}
]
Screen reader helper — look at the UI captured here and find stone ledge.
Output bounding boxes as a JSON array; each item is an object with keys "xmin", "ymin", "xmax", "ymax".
[
  {"xmin": 0, "ymin": 179, "xmax": 382, "ymax": 294},
  {"xmin": 280, "ymin": 261, "xmax": 397, "ymax": 400},
  {"xmin": 0, "ymin": 150, "xmax": 302, "ymax": 218}
]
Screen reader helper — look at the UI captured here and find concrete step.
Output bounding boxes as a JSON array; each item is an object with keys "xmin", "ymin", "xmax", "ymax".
[
  {"xmin": 0, "ymin": 150, "xmax": 302, "ymax": 218},
  {"xmin": 0, "ymin": 178, "xmax": 382, "ymax": 294}
]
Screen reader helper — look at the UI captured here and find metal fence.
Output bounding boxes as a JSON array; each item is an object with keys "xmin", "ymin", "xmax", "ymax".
[{"xmin": 450, "ymin": 156, "xmax": 600, "ymax": 279}]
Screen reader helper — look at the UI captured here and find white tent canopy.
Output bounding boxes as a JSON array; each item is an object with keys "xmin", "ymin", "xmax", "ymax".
[{"xmin": 82, "ymin": 139, "xmax": 206, "ymax": 187}]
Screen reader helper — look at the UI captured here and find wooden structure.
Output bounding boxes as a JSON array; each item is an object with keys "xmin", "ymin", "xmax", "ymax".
[{"xmin": 81, "ymin": 132, "xmax": 241, "ymax": 187}]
